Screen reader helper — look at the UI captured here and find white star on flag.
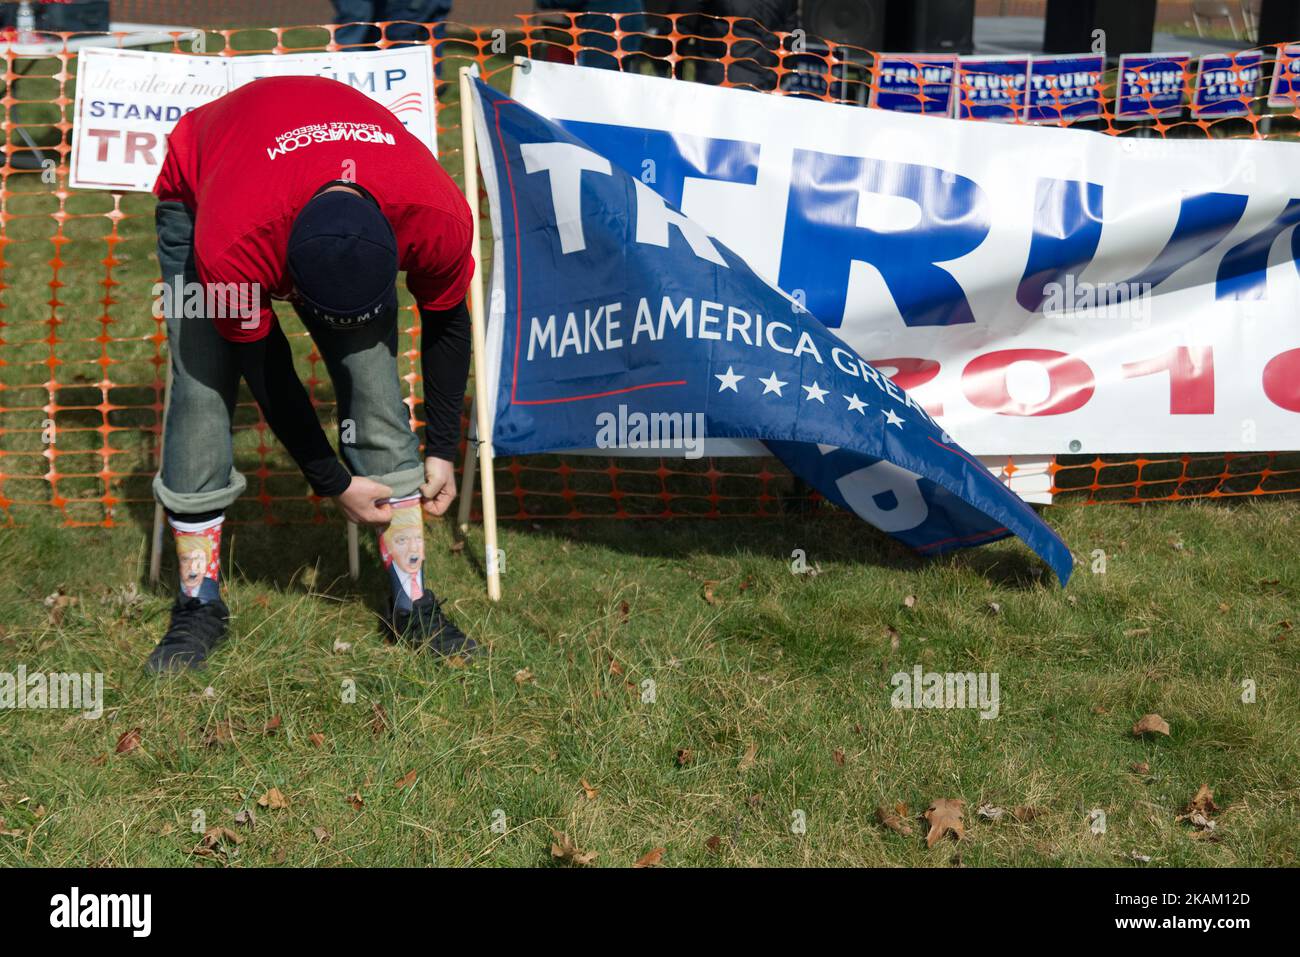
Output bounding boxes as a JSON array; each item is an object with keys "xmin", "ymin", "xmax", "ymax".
[
  {"xmin": 802, "ymin": 381, "xmax": 828, "ymax": 403},
  {"xmin": 884, "ymin": 408, "xmax": 905, "ymax": 428},
  {"xmin": 759, "ymin": 371, "xmax": 788, "ymax": 396},
  {"xmin": 844, "ymin": 393, "xmax": 867, "ymax": 415},
  {"xmin": 715, "ymin": 366, "xmax": 744, "ymax": 393}
]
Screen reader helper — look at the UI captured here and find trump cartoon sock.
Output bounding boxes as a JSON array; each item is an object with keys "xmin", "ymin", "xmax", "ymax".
[
  {"xmin": 168, "ymin": 513, "xmax": 224, "ymax": 604},
  {"xmin": 377, "ymin": 495, "xmax": 425, "ymax": 612}
]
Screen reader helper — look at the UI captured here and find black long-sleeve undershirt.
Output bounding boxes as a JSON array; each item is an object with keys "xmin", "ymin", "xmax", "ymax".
[
  {"xmin": 239, "ymin": 324, "xmax": 352, "ymax": 499},
  {"xmin": 420, "ymin": 300, "xmax": 472, "ymax": 462}
]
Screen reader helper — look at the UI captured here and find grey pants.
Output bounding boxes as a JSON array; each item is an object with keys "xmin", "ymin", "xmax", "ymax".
[{"xmin": 152, "ymin": 201, "xmax": 424, "ymax": 515}]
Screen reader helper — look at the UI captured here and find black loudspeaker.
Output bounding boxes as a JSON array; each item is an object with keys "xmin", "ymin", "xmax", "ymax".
[
  {"xmin": 802, "ymin": 0, "xmax": 887, "ymax": 48},
  {"xmin": 1043, "ymin": 0, "xmax": 1157, "ymax": 60},
  {"xmin": 1257, "ymin": 0, "xmax": 1300, "ymax": 47},
  {"xmin": 884, "ymin": 0, "xmax": 975, "ymax": 54}
]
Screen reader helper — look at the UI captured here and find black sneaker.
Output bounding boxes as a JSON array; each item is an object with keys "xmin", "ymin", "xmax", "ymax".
[
  {"xmin": 146, "ymin": 597, "xmax": 230, "ymax": 673},
  {"xmin": 390, "ymin": 593, "xmax": 477, "ymax": 659}
]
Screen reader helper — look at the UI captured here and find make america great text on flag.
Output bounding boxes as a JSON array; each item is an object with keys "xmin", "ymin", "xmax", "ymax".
[{"xmin": 466, "ymin": 74, "xmax": 1073, "ymax": 585}]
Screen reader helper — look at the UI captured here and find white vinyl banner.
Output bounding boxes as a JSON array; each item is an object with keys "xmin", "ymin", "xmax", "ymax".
[
  {"xmin": 70, "ymin": 46, "xmax": 437, "ymax": 192},
  {"xmin": 510, "ymin": 60, "xmax": 1300, "ymax": 456}
]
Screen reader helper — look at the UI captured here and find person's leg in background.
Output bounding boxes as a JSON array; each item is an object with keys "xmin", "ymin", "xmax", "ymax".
[
  {"xmin": 380, "ymin": 0, "xmax": 449, "ymax": 47},
  {"xmin": 677, "ymin": 0, "xmax": 729, "ymax": 85},
  {"xmin": 296, "ymin": 306, "xmax": 475, "ymax": 658},
  {"xmin": 716, "ymin": 0, "xmax": 797, "ymax": 91},
  {"xmin": 148, "ymin": 202, "xmax": 249, "ymax": 673},
  {"xmin": 332, "ymin": 0, "xmax": 382, "ymax": 48}
]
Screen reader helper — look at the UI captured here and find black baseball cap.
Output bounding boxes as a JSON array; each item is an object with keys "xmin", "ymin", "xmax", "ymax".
[{"xmin": 287, "ymin": 181, "xmax": 398, "ymax": 331}]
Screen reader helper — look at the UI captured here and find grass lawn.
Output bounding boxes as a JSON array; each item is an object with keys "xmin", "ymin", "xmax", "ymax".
[{"xmin": 0, "ymin": 496, "xmax": 1296, "ymax": 867}]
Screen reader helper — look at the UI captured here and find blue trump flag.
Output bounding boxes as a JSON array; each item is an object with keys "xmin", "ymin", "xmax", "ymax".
[{"xmin": 469, "ymin": 77, "xmax": 1073, "ymax": 585}]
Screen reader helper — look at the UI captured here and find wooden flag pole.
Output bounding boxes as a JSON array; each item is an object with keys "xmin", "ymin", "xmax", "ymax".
[
  {"xmin": 458, "ymin": 67, "xmax": 501, "ymax": 602},
  {"xmin": 148, "ymin": 364, "xmax": 174, "ymax": 585},
  {"xmin": 456, "ymin": 395, "xmax": 478, "ymax": 534},
  {"xmin": 346, "ymin": 520, "xmax": 360, "ymax": 580}
]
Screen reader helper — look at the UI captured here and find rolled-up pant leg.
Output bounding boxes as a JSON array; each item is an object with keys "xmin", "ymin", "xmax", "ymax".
[
  {"xmin": 296, "ymin": 306, "xmax": 424, "ymax": 500},
  {"xmin": 151, "ymin": 201, "xmax": 248, "ymax": 514}
]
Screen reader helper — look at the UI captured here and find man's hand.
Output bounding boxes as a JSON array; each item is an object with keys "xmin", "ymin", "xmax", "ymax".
[
  {"xmin": 420, "ymin": 456, "xmax": 457, "ymax": 517},
  {"xmin": 334, "ymin": 476, "xmax": 394, "ymax": 527}
]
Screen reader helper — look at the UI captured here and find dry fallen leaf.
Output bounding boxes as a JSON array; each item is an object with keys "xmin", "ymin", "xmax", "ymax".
[
  {"xmin": 44, "ymin": 588, "xmax": 78, "ymax": 625},
  {"xmin": 903, "ymin": 594, "xmax": 918, "ymax": 610},
  {"xmin": 115, "ymin": 728, "xmax": 142, "ymax": 755},
  {"xmin": 832, "ymin": 748, "xmax": 846, "ymax": 766},
  {"xmin": 257, "ymin": 787, "xmax": 289, "ymax": 810},
  {"xmin": 513, "ymin": 668, "xmax": 535, "ymax": 686},
  {"xmin": 618, "ymin": 600, "xmax": 630, "ymax": 623},
  {"xmin": 634, "ymin": 847, "xmax": 665, "ymax": 868},
  {"xmin": 312, "ymin": 826, "xmax": 331, "ymax": 844},
  {"xmin": 395, "ymin": 769, "xmax": 418, "ymax": 790},
  {"xmin": 233, "ymin": 809, "xmax": 256, "ymax": 829},
  {"xmin": 346, "ymin": 792, "xmax": 365, "ymax": 811},
  {"xmin": 1177, "ymin": 784, "xmax": 1220, "ymax": 831},
  {"xmin": 263, "ymin": 714, "xmax": 282, "ymax": 734},
  {"xmin": 702, "ymin": 581, "xmax": 719, "ymax": 605},
  {"xmin": 371, "ymin": 703, "xmax": 389, "ymax": 736},
  {"xmin": 580, "ymin": 778, "xmax": 599, "ymax": 801},
  {"xmin": 1130, "ymin": 762, "xmax": 1150, "ymax": 774},
  {"xmin": 978, "ymin": 804, "xmax": 1040, "ymax": 823},
  {"xmin": 204, "ymin": 719, "xmax": 237, "ymax": 748},
  {"xmin": 1132, "ymin": 713, "xmax": 1171, "ymax": 737},
  {"xmin": 885, "ymin": 626, "xmax": 901, "ymax": 650},
  {"xmin": 308, "ymin": 733, "xmax": 326, "ymax": 748},
  {"xmin": 924, "ymin": 799, "xmax": 965, "ymax": 847},
  {"xmin": 675, "ymin": 748, "xmax": 694, "ymax": 767},
  {"xmin": 704, "ymin": 835, "xmax": 722, "ymax": 853},
  {"xmin": 200, "ymin": 826, "xmax": 242, "ymax": 849},
  {"xmin": 737, "ymin": 742, "xmax": 757, "ymax": 772},
  {"xmin": 550, "ymin": 831, "xmax": 597, "ymax": 866},
  {"xmin": 877, "ymin": 803, "xmax": 914, "ymax": 836}
]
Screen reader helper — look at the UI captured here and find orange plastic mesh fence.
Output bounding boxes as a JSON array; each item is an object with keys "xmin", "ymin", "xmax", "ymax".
[{"xmin": 1, "ymin": 14, "xmax": 1297, "ymax": 529}]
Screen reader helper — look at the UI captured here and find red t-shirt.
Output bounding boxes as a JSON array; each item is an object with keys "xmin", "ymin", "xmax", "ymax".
[{"xmin": 154, "ymin": 75, "xmax": 473, "ymax": 342}]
